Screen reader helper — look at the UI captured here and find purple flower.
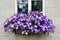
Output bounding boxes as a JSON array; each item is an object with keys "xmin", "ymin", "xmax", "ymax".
[{"xmin": 2, "ymin": 11, "xmax": 56, "ymax": 35}]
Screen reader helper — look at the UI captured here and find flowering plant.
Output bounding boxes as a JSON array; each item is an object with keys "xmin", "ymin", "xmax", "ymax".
[{"xmin": 2, "ymin": 11, "xmax": 55, "ymax": 35}]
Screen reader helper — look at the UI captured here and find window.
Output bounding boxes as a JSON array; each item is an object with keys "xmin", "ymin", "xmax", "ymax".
[{"xmin": 15, "ymin": 0, "xmax": 45, "ymax": 15}]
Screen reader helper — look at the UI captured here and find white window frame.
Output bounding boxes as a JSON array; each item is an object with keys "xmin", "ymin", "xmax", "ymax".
[
  {"xmin": 15, "ymin": 0, "xmax": 17, "ymax": 13},
  {"xmin": 15, "ymin": 0, "xmax": 45, "ymax": 16}
]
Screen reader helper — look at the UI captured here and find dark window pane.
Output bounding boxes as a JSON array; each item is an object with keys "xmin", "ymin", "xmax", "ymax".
[
  {"xmin": 17, "ymin": 0, "xmax": 28, "ymax": 13},
  {"xmin": 32, "ymin": 0, "xmax": 42, "ymax": 11}
]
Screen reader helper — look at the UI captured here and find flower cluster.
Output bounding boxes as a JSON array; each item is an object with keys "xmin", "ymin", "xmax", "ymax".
[{"xmin": 2, "ymin": 11, "xmax": 56, "ymax": 35}]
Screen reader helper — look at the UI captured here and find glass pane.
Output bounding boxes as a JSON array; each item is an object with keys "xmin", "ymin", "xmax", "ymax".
[
  {"xmin": 32, "ymin": 0, "xmax": 42, "ymax": 11},
  {"xmin": 17, "ymin": 0, "xmax": 28, "ymax": 13}
]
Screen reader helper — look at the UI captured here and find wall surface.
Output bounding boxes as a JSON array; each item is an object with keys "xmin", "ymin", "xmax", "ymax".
[{"xmin": 0, "ymin": 0, "xmax": 60, "ymax": 40}]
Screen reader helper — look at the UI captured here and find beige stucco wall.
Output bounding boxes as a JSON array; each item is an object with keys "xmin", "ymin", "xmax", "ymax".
[{"xmin": 0, "ymin": 0, "xmax": 60, "ymax": 40}]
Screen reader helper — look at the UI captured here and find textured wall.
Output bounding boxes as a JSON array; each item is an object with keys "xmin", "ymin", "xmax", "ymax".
[{"xmin": 0, "ymin": 0, "xmax": 60, "ymax": 40}]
